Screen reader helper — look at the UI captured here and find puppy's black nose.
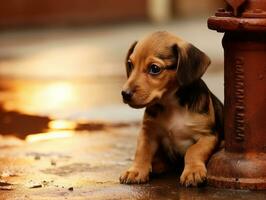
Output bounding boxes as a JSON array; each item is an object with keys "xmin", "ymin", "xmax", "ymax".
[{"xmin": 121, "ymin": 90, "xmax": 133, "ymax": 102}]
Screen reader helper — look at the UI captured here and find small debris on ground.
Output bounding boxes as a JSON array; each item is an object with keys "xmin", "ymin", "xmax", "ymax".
[
  {"xmin": 0, "ymin": 181, "xmax": 12, "ymax": 186},
  {"xmin": 29, "ymin": 184, "xmax": 42, "ymax": 189},
  {"xmin": 0, "ymin": 181, "xmax": 13, "ymax": 190},
  {"xmin": 68, "ymin": 187, "xmax": 73, "ymax": 191},
  {"xmin": 1, "ymin": 170, "xmax": 19, "ymax": 178},
  {"xmin": 51, "ymin": 159, "xmax": 56, "ymax": 166},
  {"xmin": 0, "ymin": 185, "xmax": 13, "ymax": 190},
  {"xmin": 42, "ymin": 180, "xmax": 49, "ymax": 187},
  {"xmin": 34, "ymin": 155, "xmax": 41, "ymax": 160}
]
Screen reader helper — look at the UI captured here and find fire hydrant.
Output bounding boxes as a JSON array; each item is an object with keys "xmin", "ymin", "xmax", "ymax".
[{"xmin": 207, "ymin": 0, "xmax": 266, "ymax": 190}]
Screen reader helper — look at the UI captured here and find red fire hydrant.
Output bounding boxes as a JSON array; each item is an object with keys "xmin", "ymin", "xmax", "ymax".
[{"xmin": 207, "ymin": 0, "xmax": 266, "ymax": 190}]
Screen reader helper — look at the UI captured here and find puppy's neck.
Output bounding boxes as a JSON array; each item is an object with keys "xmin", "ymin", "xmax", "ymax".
[{"xmin": 157, "ymin": 87, "xmax": 179, "ymax": 108}]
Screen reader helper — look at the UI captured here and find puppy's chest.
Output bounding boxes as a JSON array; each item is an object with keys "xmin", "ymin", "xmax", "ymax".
[{"xmin": 158, "ymin": 108, "xmax": 204, "ymax": 156}]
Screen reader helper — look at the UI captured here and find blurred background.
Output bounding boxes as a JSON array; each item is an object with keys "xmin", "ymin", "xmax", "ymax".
[{"xmin": 0, "ymin": 0, "xmax": 225, "ymax": 141}]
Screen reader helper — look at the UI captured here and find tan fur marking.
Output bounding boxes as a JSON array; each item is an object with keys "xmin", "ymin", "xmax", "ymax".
[
  {"xmin": 180, "ymin": 135, "xmax": 218, "ymax": 186},
  {"xmin": 119, "ymin": 126, "xmax": 158, "ymax": 184}
]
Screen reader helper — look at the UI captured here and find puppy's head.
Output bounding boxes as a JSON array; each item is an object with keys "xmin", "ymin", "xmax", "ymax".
[{"xmin": 122, "ymin": 31, "xmax": 210, "ymax": 108}]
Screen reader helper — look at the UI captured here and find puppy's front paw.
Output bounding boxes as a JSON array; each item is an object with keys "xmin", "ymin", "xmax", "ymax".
[
  {"xmin": 119, "ymin": 166, "xmax": 149, "ymax": 184},
  {"xmin": 180, "ymin": 164, "xmax": 207, "ymax": 187}
]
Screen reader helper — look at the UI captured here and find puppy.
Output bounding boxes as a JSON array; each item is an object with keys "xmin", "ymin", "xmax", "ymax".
[{"xmin": 119, "ymin": 31, "xmax": 223, "ymax": 187}]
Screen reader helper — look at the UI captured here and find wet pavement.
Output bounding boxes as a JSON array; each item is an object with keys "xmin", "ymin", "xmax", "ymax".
[
  {"xmin": 0, "ymin": 20, "xmax": 265, "ymax": 199},
  {"xmin": 1, "ymin": 127, "xmax": 266, "ymax": 200}
]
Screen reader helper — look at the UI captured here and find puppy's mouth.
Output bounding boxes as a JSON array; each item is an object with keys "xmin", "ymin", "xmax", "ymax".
[
  {"xmin": 122, "ymin": 98, "xmax": 145, "ymax": 108},
  {"xmin": 123, "ymin": 96, "xmax": 158, "ymax": 109},
  {"xmin": 127, "ymin": 102, "xmax": 146, "ymax": 109}
]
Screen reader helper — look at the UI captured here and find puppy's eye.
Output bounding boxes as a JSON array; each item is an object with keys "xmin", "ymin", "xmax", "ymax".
[
  {"xmin": 127, "ymin": 60, "xmax": 134, "ymax": 72},
  {"xmin": 148, "ymin": 64, "xmax": 162, "ymax": 75}
]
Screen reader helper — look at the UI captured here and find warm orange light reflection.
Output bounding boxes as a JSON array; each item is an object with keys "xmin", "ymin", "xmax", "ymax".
[
  {"xmin": 48, "ymin": 120, "xmax": 77, "ymax": 130},
  {"xmin": 0, "ymin": 77, "xmax": 123, "ymax": 119},
  {"xmin": 1, "ymin": 80, "xmax": 79, "ymax": 118},
  {"xmin": 26, "ymin": 131, "xmax": 74, "ymax": 143},
  {"xmin": 42, "ymin": 82, "xmax": 73, "ymax": 106},
  {"xmin": 26, "ymin": 120, "xmax": 76, "ymax": 143}
]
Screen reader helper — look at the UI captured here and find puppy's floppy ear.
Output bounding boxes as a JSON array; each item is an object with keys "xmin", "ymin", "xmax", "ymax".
[
  {"xmin": 174, "ymin": 43, "xmax": 210, "ymax": 86},
  {"xmin": 125, "ymin": 41, "xmax": 137, "ymax": 77}
]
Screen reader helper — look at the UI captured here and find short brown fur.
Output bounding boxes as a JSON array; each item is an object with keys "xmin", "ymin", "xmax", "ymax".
[{"xmin": 120, "ymin": 31, "xmax": 223, "ymax": 187}]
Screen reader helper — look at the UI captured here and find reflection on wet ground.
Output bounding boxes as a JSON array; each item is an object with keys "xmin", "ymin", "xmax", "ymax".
[
  {"xmin": 0, "ymin": 75, "xmax": 144, "ymax": 199},
  {"xmin": 0, "ymin": 76, "xmax": 139, "ymax": 141}
]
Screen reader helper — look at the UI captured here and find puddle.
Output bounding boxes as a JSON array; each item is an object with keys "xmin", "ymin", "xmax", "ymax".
[{"xmin": 0, "ymin": 76, "xmax": 142, "ymax": 141}]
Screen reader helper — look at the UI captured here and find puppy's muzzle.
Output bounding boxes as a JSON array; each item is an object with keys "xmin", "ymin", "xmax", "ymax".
[{"xmin": 121, "ymin": 89, "xmax": 133, "ymax": 102}]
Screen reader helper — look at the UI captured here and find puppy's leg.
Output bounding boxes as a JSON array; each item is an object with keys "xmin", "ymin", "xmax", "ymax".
[
  {"xmin": 180, "ymin": 135, "xmax": 218, "ymax": 187},
  {"xmin": 120, "ymin": 128, "xmax": 158, "ymax": 184}
]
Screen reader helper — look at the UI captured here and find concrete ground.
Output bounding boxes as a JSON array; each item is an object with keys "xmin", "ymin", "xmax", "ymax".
[
  {"xmin": 0, "ymin": 19, "xmax": 265, "ymax": 199},
  {"xmin": 1, "ymin": 127, "xmax": 266, "ymax": 200}
]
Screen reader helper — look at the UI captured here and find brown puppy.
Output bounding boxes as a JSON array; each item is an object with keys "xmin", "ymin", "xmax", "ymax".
[{"xmin": 119, "ymin": 31, "xmax": 223, "ymax": 187}]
